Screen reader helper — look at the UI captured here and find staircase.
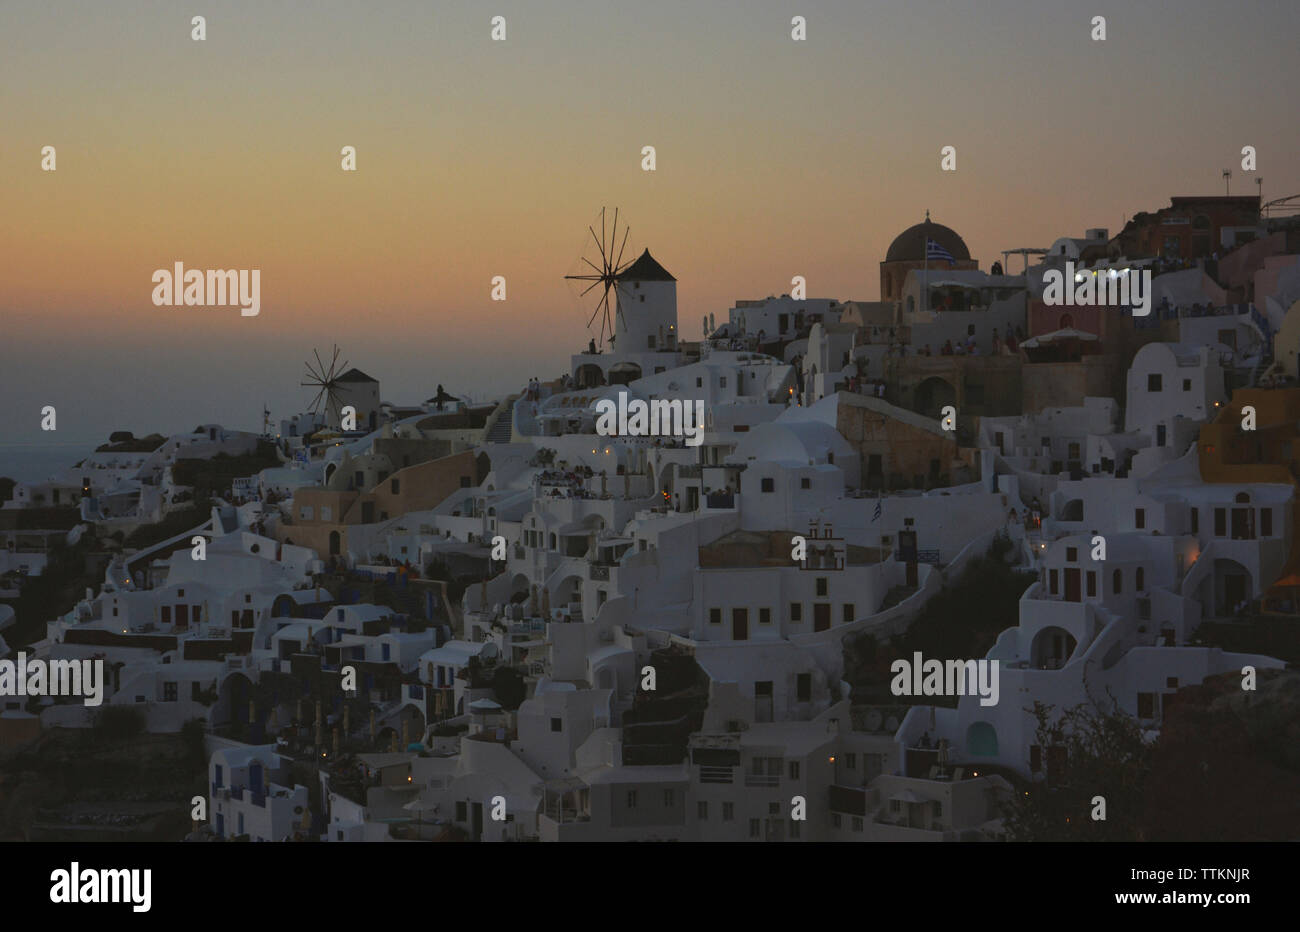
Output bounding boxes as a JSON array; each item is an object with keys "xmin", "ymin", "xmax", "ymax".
[{"xmin": 485, "ymin": 398, "xmax": 517, "ymax": 444}]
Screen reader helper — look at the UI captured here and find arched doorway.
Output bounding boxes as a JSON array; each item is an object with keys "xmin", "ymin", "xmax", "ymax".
[
  {"xmin": 1030, "ymin": 626, "xmax": 1078, "ymax": 670},
  {"xmin": 966, "ymin": 721, "xmax": 999, "ymax": 757},
  {"xmin": 915, "ymin": 376, "xmax": 957, "ymax": 419},
  {"xmin": 575, "ymin": 364, "xmax": 605, "ymax": 389}
]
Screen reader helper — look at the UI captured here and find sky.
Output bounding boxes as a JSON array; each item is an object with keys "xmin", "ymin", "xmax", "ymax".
[{"xmin": 2, "ymin": 0, "xmax": 1298, "ymax": 462}]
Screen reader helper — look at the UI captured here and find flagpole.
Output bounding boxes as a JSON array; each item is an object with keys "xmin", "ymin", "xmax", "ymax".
[{"xmin": 922, "ymin": 210, "xmax": 928, "ymax": 318}]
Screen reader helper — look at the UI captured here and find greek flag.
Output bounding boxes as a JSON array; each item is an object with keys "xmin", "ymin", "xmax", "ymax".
[
  {"xmin": 926, "ymin": 238, "xmax": 956, "ymax": 266},
  {"xmin": 872, "ymin": 498, "xmax": 882, "ymax": 522}
]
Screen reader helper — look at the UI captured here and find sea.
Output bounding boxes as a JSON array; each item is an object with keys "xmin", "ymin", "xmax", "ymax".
[{"xmin": 0, "ymin": 440, "xmax": 102, "ymax": 484}]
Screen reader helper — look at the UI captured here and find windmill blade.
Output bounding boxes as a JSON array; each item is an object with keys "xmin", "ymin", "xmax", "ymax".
[
  {"xmin": 613, "ymin": 223, "xmax": 630, "ymax": 273},
  {"xmin": 579, "ymin": 279, "xmax": 602, "ymax": 298},
  {"xmin": 587, "ymin": 289, "xmax": 608, "ymax": 329}
]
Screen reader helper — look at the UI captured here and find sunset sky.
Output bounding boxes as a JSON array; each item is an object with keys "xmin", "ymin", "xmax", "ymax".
[{"xmin": 2, "ymin": 0, "xmax": 1298, "ymax": 455}]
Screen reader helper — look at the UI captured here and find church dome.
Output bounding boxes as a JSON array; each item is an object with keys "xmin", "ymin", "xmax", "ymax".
[{"xmin": 885, "ymin": 220, "xmax": 971, "ymax": 263}]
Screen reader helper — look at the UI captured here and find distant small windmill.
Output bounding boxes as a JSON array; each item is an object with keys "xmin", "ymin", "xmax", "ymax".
[
  {"xmin": 301, "ymin": 345, "xmax": 349, "ymax": 425},
  {"xmin": 565, "ymin": 207, "xmax": 632, "ymax": 349}
]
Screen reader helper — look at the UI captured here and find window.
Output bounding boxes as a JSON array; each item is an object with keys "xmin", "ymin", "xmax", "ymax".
[
  {"xmin": 647, "ymin": 335, "xmax": 655, "ymax": 348},
  {"xmin": 192, "ymin": 682, "xmax": 203, "ymax": 701},
  {"xmin": 550, "ymin": 717, "xmax": 562, "ymax": 732},
  {"xmin": 790, "ymin": 603, "xmax": 802, "ymax": 622},
  {"xmin": 852, "ymin": 816, "xmax": 864, "ymax": 832},
  {"xmin": 390, "ymin": 479, "xmax": 400, "ymax": 494},
  {"xmin": 1113, "ymin": 569, "xmax": 1122, "ymax": 593},
  {"xmin": 761, "ymin": 477, "xmax": 775, "ymax": 493},
  {"xmin": 1135, "ymin": 508, "xmax": 1145, "ymax": 529},
  {"xmin": 1066, "ymin": 547, "xmax": 1077, "ymax": 561},
  {"xmin": 768, "ymin": 802, "xmax": 779, "ymax": 815},
  {"xmin": 696, "ymin": 377, "xmax": 703, "ymax": 388},
  {"xmin": 1183, "ymin": 379, "xmax": 1191, "ymax": 391},
  {"xmin": 720, "ymin": 377, "xmax": 727, "ymax": 388},
  {"xmin": 749, "ymin": 818, "xmax": 761, "ymax": 839},
  {"xmin": 832, "ymin": 813, "xmax": 842, "ymax": 828},
  {"xmin": 1166, "ymin": 677, "xmax": 1179, "ymax": 689},
  {"xmin": 1086, "ymin": 571, "xmax": 1096, "ymax": 597},
  {"xmin": 800, "ymin": 477, "xmax": 811, "ymax": 490},
  {"xmin": 709, "ymin": 608, "xmax": 721, "ymax": 625},
  {"xmin": 842, "ymin": 604, "xmax": 854, "ymax": 623},
  {"xmin": 1214, "ymin": 508, "xmax": 1226, "ymax": 536},
  {"xmin": 933, "ymin": 801, "xmax": 943, "ymax": 818},
  {"xmin": 815, "ymin": 578, "xmax": 827, "ymax": 597},
  {"xmin": 1147, "ymin": 373, "xmax": 1162, "ymax": 392},
  {"xmin": 722, "ymin": 802, "xmax": 734, "ymax": 821},
  {"xmin": 1262, "ymin": 509, "xmax": 1273, "ymax": 536},
  {"xmin": 789, "ymin": 820, "xmax": 801, "ymax": 839},
  {"xmin": 796, "ymin": 673, "xmax": 811, "ymax": 702},
  {"xmin": 460, "ymin": 476, "xmax": 472, "ymax": 487},
  {"xmin": 162, "ymin": 682, "xmax": 177, "ymax": 702},
  {"xmin": 698, "ymin": 801, "xmax": 708, "ymax": 820},
  {"xmin": 1191, "ymin": 508, "xmax": 1199, "ymax": 533},
  {"xmin": 1136, "ymin": 567, "xmax": 1145, "ymax": 590},
  {"xmin": 759, "ymin": 607, "xmax": 771, "ymax": 625},
  {"xmin": 1137, "ymin": 693, "xmax": 1156, "ymax": 718},
  {"xmin": 789, "ymin": 761, "xmax": 800, "ymax": 780},
  {"xmin": 889, "ymin": 799, "xmax": 901, "ymax": 813},
  {"xmin": 663, "ymin": 790, "xmax": 675, "ymax": 807},
  {"xmin": 456, "ymin": 802, "xmax": 467, "ymax": 822},
  {"xmin": 626, "ymin": 790, "xmax": 638, "ymax": 808},
  {"xmin": 1049, "ymin": 569, "xmax": 1058, "ymax": 595},
  {"xmin": 846, "ymin": 753, "xmax": 857, "ymax": 769}
]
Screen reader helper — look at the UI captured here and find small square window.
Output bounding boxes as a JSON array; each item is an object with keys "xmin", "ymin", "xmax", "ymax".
[
  {"xmin": 709, "ymin": 608, "xmax": 722, "ymax": 625},
  {"xmin": 1148, "ymin": 374, "xmax": 1162, "ymax": 392},
  {"xmin": 761, "ymin": 477, "xmax": 775, "ymax": 493},
  {"xmin": 800, "ymin": 477, "xmax": 811, "ymax": 489},
  {"xmin": 1182, "ymin": 379, "xmax": 1191, "ymax": 391},
  {"xmin": 790, "ymin": 603, "xmax": 802, "ymax": 622},
  {"xmin": 759, "ymin": 607, "xmax": 771, "ymax": 625},
  {"xmin": 550, "ymin": 717, "xmax": 562, "ymax": 732},
  {"xmin": 815, "ymin": 578, "xmax": 827, "ymax": 597}
]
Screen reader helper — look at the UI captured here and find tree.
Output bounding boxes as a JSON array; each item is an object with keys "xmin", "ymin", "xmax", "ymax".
[
  {"xmin": 1002, "ymin": 699, "xmax": 1151, "ymax": 841},
  {"xmin": 492, "ymin": 667, "xmax": 527, "ymax": 711}
]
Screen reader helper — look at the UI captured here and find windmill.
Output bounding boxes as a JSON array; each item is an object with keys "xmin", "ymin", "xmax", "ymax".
[
  {"xmin": 565, "ymin": 207, "xmax": 632, "ymax": 349},
  {"xmin": 301, "ymin": 345, "xmax": 349, "ymax": 426}
]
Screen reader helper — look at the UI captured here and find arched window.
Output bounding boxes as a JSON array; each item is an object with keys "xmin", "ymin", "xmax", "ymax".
[
  {"xmin": 1235, "ymin": 492, "xmax": 1250, "ymax": 504},
  {"xmin": 1113, "ymin": 568, "xmax": 1122, "ymax": 593}
]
